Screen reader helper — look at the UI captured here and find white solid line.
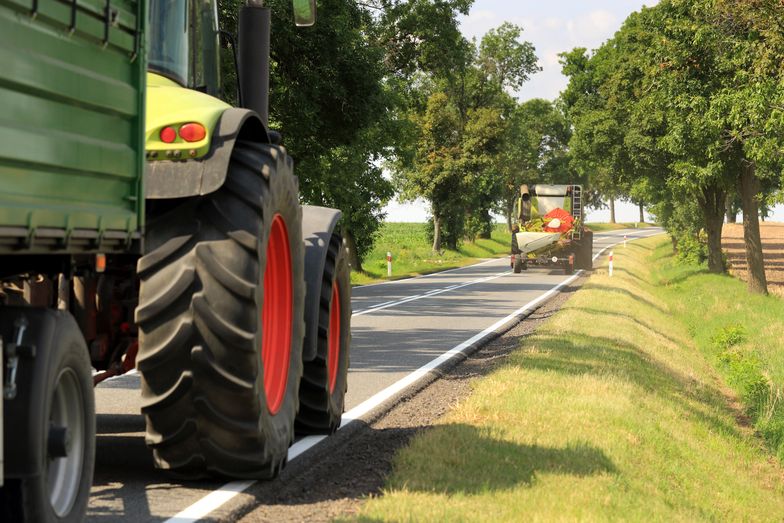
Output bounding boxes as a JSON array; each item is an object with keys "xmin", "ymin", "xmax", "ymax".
[
  {"xmin": 164, "ymin": 270, "xmax": 581, "ymax": 523},
  {"xmin": 352, "ymin": 257, "xmax": 504, "ymax": 290},
  {"xmin": 340, "ymin": 272, "xmax": 581, "ymax": 428},
  {"xmin": 352, "ymin": 270, "xmax": 511, "ymax": 317},
  {"xmin": 162, "ymin": 230, "xmax": 666, "ymax": 523},
  {"xmin": 164, "ymin": 480, "xmax": 255, "ymax": 523}
]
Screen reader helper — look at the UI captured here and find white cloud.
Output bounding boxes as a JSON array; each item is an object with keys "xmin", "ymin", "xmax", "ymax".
[
  {"xmin": 459, "ymin": 9, "xmax": 500, "ymax": 41},
  {"xmin": 457, "ymin": 3, "xmax": 643, "ymax": 101},
  {"xmin": 568, "ymin": 10, "xmax": 619, "ymax": 48},
  {"xmin": 543, "ymin": 17, "xmax": 564, "ymax": 30}
]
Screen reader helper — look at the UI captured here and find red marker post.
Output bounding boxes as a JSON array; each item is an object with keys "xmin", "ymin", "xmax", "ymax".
[
  {"xmin": 624, "ymin": 235, "xmax": 627, "ymax": 248},
  {"xmin": 608, "ymin": 251, "xmax": 614, "ymax": 277},
  {"xmin": 387, "ymin": 251, "xmax": 392, "ymax": 277}
]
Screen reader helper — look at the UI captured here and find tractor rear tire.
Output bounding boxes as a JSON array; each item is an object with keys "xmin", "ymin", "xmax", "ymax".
[
  {"xmin": 513, "ymin": 256, "xmax": 524, "ymax": 274},
  {"xmin": 135, "ymin": 142, "xmax": 305, "ymax": 479},
  {"xmin": 296, "ymin": 234, "xmax": 352, "ymax": 434},
  {"xmin": 575, "ymin": 230, "xmax": 594, "ymax": 270}
]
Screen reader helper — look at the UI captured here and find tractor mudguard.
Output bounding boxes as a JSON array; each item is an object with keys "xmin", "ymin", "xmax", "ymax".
[
  {"xmin": 301, "ymin": 205, "xmax": 342, "ymax": 363},
  {"xmin": 145, "ymin": 108, "xmax": 269, "ymax": 199}
]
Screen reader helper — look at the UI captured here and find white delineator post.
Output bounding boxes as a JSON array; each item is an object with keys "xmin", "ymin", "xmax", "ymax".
[
  {"xmin": 387, "ymin": 252, "xmax": 392, "ymax": 277},
  {"xmin": 624, "ymin": 235, "xmax": 627, "ymax": 248},
  {"xmin": 608, "ymin": 251, "xmax": 614, "ymax": 277}
]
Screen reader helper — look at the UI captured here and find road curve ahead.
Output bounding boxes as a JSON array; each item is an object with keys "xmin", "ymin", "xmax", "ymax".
[{"xmin": 87, "ymin": 227, "xmax": 663, "ymax": 522}]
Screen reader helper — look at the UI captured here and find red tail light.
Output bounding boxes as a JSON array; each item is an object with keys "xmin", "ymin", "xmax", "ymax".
[
  {"xmin": 160, "ymin": 126, "xmax": 176, "ymax": 143},
  {"xmin": 179, "ymin": 123, "xmax": 206, "ymax": 142}
]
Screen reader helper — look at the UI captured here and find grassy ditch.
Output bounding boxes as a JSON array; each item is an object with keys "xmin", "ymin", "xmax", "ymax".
[
  {"xmin": 354, "ymin": 236, "xmax": 784, "ymax": 521},
  {"xmin": 351, "ymin": 223, "xmax": 510, "ymax": 285}
]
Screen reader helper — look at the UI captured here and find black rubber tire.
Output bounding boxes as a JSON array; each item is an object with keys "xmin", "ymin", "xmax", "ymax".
[
  {"xmin": 135, "ymin": 142, "xmax": 305, "ymax": 479},
  {"xmin": 0, "ymin": 309, "xmax": 95, "ymax": 523},
  {"xmin": 513, "ymin": 256, "xmax": 523, "ymax": 274},
  {"xmin": 575, "ymin": 230, "xmax": 594, "ymax": 270},
  {"xmin": 296, "ymin": 234, "xmax": 352, "ymax": 434}
]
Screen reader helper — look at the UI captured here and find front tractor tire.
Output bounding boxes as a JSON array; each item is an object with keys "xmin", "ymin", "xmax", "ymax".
[
  {"xmin": 135, "ymin": 142, "xmax": 305, "ymax": 479},
  {"xmin": 296, "ymin": 233, "xmax": 352, "ymax": 434}
]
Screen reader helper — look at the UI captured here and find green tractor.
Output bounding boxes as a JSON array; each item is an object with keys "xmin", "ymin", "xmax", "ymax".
[{"xmin": 1, "ymin": 0, "xmax": 350, "ymax": 520}]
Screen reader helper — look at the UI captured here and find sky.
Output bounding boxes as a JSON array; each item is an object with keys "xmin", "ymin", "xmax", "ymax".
[{"xmin": 384, "ymin": 0, "xmax": 782, "ymax": 223}]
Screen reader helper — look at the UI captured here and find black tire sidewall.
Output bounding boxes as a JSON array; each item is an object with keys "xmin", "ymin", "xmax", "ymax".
[
  {"xmin": 326, "ymin": 241, "xmax": 351, "ymax": 424},
  {"xmin": 18, "ymin": 313, "xmax": 95, "ymax": 523}
]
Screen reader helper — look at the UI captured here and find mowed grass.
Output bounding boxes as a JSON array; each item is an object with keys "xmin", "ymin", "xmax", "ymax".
[
  {"xmin": 354, "ymin": 236, "xmax": 784, "ymax": 521},
  {"xmin": 351, "ymin": 223, "xmax": 510, "ymax": 285}
]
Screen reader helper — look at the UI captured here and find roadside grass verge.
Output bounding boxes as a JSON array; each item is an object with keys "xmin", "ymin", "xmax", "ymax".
[
  {"xmin": 351, "ymin": 223, "xmax": 510, "ymax": 285},
  {"xmin": 649, "ymin": 241, "xmax": 784, "ymax": 458},
  {"xmin": 354, "ymin": 236, "xmax": 784, "ymax": 521}
]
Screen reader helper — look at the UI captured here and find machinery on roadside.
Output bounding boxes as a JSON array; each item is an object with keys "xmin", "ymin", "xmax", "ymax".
[
  {"xmin": 0, "ymin": 0, "xmax": 351, "ymax": 520},
  {"xmin": 510, "ymin": 184, "xmax": 593, "ymax": 274}
]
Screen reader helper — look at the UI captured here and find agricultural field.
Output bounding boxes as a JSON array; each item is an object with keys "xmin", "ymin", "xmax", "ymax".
[
  {"xmin": 355, "ymin": 236, "xmax": 784, "ymax": 521},
  {"xmin": 352, "ymin": 222, "xmax": 654, "ymax": 285},
  {"xmin": 723, "ymin": 222, "xmax": 784, "ymax": 296},
  {"xmin": 351, "ymin": 223, "xmax": 511, "ymax": 285}
]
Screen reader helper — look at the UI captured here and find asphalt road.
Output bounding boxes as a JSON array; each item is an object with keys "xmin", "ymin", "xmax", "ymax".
[{"xmin": 87, "ymin": 227, "xmax": 662, "ymax": 522}]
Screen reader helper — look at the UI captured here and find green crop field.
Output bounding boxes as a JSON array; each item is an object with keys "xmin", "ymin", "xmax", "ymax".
[
  {"xmin": 353, "ymin": 236, "xmax": 784, "ymax": 521},
  {"xmin": 352, "ymin": 223, "xmax": 511, "ymax": 285},
  {"xmin": 352, "ymin": 222, "xmax": 654, "ymax": 285},
  {"xmin": 585, "ymin": 222, "xmax": 654, "ymax": 232}
]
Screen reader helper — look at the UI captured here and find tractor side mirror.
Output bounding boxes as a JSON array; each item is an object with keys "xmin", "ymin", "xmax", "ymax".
[{"xmin": 292, "ymin": 0, "xmax": 316, "ymax": 26}]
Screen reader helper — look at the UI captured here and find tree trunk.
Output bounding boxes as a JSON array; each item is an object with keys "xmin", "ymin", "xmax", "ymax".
[
  {"xmin": 725, "ymin": 197, "xmax": 737, "ymax": 223},
  {"xmin": 699, "ymin": 185, "xmax": 727, "ymax": 274},
  {"xmin": 609, "ymin": 198, "xmax": 616, "ymax": 224},
  {"xmin": 505, "ymin": 200, "xmax": 514, "ymax": 232},
  {"xmin": 432, "ymin": 214, "xmax": 442, "ymax": 252},
  {"xmin": 739, "ymin": 161, "xmax": 768, "ymax": 295},
  {"xmin": 638, "ymin": 201, "xmax": 645, "ymax": 223},
  {"xmin": 479, "ymin": 210, "xmax": 492, "ymax": 239},
  {"xmin": 343, "ymin": 228, "xmax": 363, "ymax": 273}
]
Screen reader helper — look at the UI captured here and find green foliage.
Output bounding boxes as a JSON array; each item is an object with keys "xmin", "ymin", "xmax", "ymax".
[
  {"xmin": 712, "ymin": 325, "xmax": 772, "ymax": 423},
  {"xmin": 711, "ymin": 325, "xmax": 746, "ymax": 351},
  {"xmin": 216, "ymin": 0, "xmax": 396, "ymax": 268},
  {"xmin": 498, "ymin": 99, "xmax": 572, "ymax": 228},
  {"xmin": 384, "ymin": 10, "xmax": 542, "ymax": 247},
  {"xmin": 654, "ymin": 237, "xmax": 784, "ymax": 459},
  {"xmin": 560, "ymin": 0, "xmax": 784, "ymax": 279}
]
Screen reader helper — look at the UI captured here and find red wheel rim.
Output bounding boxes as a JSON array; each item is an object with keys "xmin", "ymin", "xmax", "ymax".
[
  {"xmin": 261, "ymin": 214, "xmax": 292, "ymax": 415},
  {"xmin": 327, "ymin": 282, "xmax": 341, "ymax": 393}
]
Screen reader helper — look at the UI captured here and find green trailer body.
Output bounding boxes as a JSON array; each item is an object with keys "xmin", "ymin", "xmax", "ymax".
[{"xmin": 0, "ymin": 0, "xmax": 145, "ymax": 254}]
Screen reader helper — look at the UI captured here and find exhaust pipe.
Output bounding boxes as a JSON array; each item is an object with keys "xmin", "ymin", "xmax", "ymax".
[
  {"xmin": 519, "ymin": 184, "xmax": 531, "ymax": 222},
  {"xmin": 238, "ymin": 3, "xmax": 271, "ymax": 128}
]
